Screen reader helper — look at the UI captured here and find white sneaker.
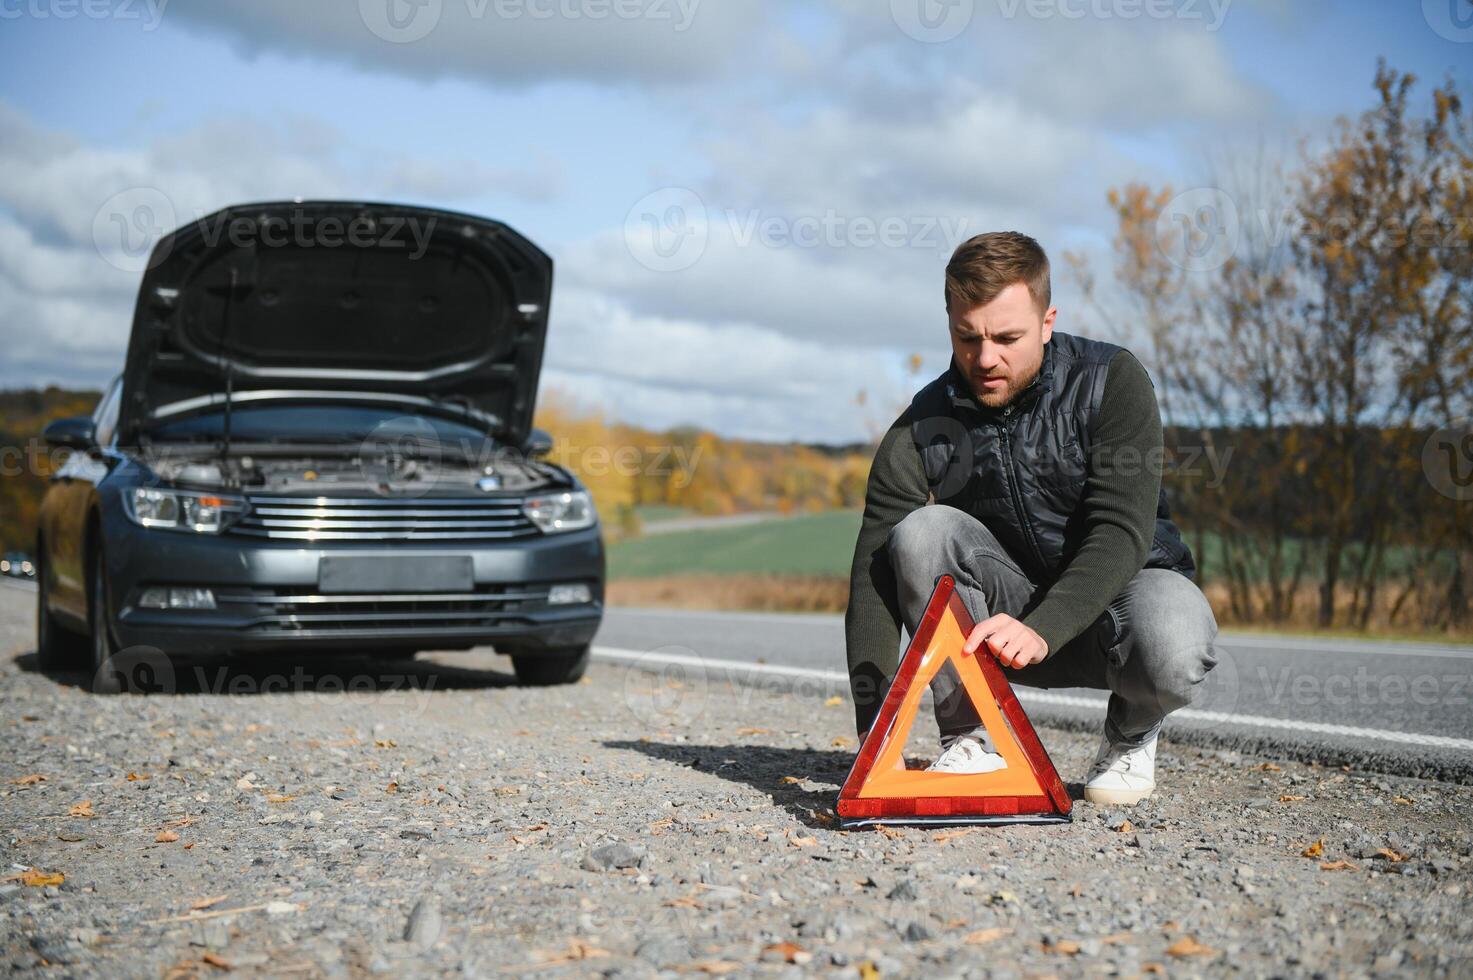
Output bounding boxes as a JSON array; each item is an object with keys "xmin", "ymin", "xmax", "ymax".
[
  {"xmin": 1083, "ymin": 731, "xmax": 1157, "ymax": 805},
  {"xmin": 925, "ymin": 735, "xmax": 1007, "ymax": 774}
]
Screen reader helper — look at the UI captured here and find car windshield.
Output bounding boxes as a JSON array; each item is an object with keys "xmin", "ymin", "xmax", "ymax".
[{"xmin": 144, "ymin": 404, "xmax": 493, "ymax": 450}]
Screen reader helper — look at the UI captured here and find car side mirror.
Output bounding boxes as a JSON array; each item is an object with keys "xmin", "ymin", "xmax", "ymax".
[
  {"xmin": 43, "ymin": 415, "xmax": 96, "ymax": 451},
  {"xmin": 522, "ymin": 428, "xmax": 553, "ymax": 460}
]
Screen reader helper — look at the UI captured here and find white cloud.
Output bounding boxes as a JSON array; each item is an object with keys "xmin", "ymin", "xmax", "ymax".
[{"xmin": 162, "ymin": 0, "xmax": 769, "ymax": 88}]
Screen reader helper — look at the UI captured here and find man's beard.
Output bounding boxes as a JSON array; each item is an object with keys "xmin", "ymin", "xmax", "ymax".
[{"xmin": 971, "ymin": 357, "xmax": 1043, "ymax": 408}]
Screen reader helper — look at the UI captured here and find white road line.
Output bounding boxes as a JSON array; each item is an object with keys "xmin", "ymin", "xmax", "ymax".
[{"xmin": 591, "ymin": 645, "xmax": 1473, "ymax": 753}]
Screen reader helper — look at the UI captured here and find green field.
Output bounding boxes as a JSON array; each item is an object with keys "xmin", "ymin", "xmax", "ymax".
[{"xmin": 608, "ymin": 510, "xmax": 862, "ymax": 578}]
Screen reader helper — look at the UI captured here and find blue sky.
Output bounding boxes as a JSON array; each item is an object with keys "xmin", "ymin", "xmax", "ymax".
[{"xmin": 1, "ymin": 0, "xmax": 1467, "ymax": 441}]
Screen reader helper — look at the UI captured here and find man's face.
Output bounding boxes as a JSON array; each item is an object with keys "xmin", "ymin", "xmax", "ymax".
[{"xmin": 947, "ymin": 281, "xmax": 1056, "ymax": 408}]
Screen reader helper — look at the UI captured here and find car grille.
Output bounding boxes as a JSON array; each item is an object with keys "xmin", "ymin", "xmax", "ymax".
[
  {"xmin": 231, "ymin": 494, "xmax": 540, "ymax": 541},
  {"xmin": 214, "ymin": 584, "xmax": 550, "ymax": 635}
]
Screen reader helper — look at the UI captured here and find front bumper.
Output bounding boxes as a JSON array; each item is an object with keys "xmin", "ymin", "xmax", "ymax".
[{"xmin": 103, "ymin": 519, "xmax": 604, "ymax": 657}]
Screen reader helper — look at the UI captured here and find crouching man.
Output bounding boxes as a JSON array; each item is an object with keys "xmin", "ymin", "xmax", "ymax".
[{"xmin": 844, "ymin": 231, "xmax": 1219, "ymax": 805}]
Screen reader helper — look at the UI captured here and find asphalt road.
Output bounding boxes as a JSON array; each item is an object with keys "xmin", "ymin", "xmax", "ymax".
[
  {"xmin": 593, "ymin": 606, "xmax": 1473, "ymax": 782},
  {"xmin": 6, "ymin": 575, "xmax": 1470, "ymax": 779}
]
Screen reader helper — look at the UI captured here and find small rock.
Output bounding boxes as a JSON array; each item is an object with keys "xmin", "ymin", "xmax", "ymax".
[
  {"xmin": 580, "ymin": 842, "xmax": 646, "ymax": 872},
  {"xmin": 399, "ymin": 828, "xmax": 433, "ymax": 841},
  {"xmin": 886, "ymin": 879, "xmax": 918, "ymax": 902},
  {"xmin": 900, "ymin": 920, "xmax": 932, "ymax": 942},
  {"xmin": 404, "ymin": 896, "xmax": 442, "ymax": 951}
]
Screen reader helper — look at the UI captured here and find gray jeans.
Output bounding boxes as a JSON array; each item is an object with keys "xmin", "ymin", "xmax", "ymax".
[{"xmin": 887, "ymin": 505, "xmax": 1219, "ymax": 748}]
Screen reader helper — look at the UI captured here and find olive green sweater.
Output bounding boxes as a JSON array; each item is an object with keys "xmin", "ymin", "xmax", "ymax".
[{"xmin": 843, "ymin": 350, "xmax": 1164, "ymax": 732}]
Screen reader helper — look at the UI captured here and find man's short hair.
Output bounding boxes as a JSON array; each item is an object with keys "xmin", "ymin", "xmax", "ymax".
[{"xmin": 944, "ymin": 231, "xmax": 1051, "ymax": 316}]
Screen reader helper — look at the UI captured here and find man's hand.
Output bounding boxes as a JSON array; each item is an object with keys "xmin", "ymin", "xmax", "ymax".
[{"xmin": 963, "ymin": 614, "xmax": 1049, "ymax": 668}]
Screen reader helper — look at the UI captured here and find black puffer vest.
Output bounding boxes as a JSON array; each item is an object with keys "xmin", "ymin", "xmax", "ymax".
[{"xmin": 907, "ymin": 331, "xmax": 1195, "ymax": 585}]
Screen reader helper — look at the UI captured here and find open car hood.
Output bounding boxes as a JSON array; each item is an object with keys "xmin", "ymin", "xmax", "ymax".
[{"xmin": 116, "ymin": 201, "xmax": 552, "ymax": 448}]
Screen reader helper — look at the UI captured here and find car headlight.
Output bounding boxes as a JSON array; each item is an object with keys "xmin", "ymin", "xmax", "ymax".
[
  {"xmin": 522, "ymin": 490, "xmax": 596, "ymax": 533},
  {"xmin": 128, "ymin": 487, "xmax": 248, "ymax": 534}
]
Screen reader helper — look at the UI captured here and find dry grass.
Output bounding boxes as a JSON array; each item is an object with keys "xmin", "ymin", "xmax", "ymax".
[
  {"xmin": 609, "ymin": 574, "xmax": 1473, "ymax": 642},
  {"xmin": 607, "ymin": 575, "xmax": 848, "ymax": 613}
]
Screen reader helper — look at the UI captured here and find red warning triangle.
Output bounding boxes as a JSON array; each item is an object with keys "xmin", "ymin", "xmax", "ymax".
[{"xmin": 837, "ymin": 574, "xmax": 1072, "ymax": 826}]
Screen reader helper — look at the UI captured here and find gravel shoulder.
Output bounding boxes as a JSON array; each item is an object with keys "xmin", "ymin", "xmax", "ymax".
[{"xmin": 2, "ymin": 588, "xmax": 1471, "ymax": 978}]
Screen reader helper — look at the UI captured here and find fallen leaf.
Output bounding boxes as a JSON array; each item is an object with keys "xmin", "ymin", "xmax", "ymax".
[
  {"xmin": 1166, "ymin": 936, "xmax": 1216, "ymax": 958},
  {"xmin": 1300, "ymin": 839, "xmax": 1324, "ymax": 858},
  {"xmin": 830, "ymin": 736, "xmax": 854, "ymax": 748},
  {"xmin": 68, "ymin": 800, "xmax": 95, "ymax": 818},
  {"xmin": 126, "ymin": 772, "xmax": 150, "ymax": 781},
  {"xmin": 8, "ymin": 774, "xmax": 46, "ymax": 785},
  {"xmin": 1142, "ymin": 964, "xmax": 1166, "ymax": 975},
  {"xmin": 931, "ymin": 828, "xmax": 975, "ymax": 843},
  {"xmin": 1101, "ymin": 932, "xmax": 1135, "ymax": 945},
  {"xmin": 689, "ymin": 961, "xmax": 741, "ymax": 976},
  {"xmin": 823, "ymin": 695, "xmax": 844, "ymax": 706},
  {"xmin": 788, "ymin": 834, "xmax": 819, "ymax": 848},
  {"xmin": 763, "ymin": 941, "xmax": 810, "ymax": 964},
  {"xmin": 663, "ymin": 895, "xmax": 705, "ymax": 909},
  {"xmin": 202, "ymin": 952, "xmax": 232, "ymax": 971},
  {"xmin": 1319, "ymin": 860, "xmax": 1359, "ymax": 871},
  {"xmin": 385, "ymin": 781, "xmax": 399, "ymax": 794},
  {"xmin": 164, "ymin": 816, "xmax": 198, "ymax": 829},
  {"xmin": 1375, "ymin": 848, "xmax": 1408, "ymax": 863},
  {"xmin": 736, "ymin": 727, "xmax": 770, "ymax": 736},
  {"xmin": 1278, "ymin": 795, "xmax": 1306, "ymax": 802},
  {"xmin": 1393, "ymin": 795, "xmax": 1413, "ymax": 805},
  {"xmin": 964, "ymin": 926, "xmax": 1011, "ymax": 945},
  {"xmin": 809, "ymin": 809, "xmax": 836, "ymax": 827},
  {"xmin": 156, "ymin": 830, "xmax": 181, "ymax": 843},
  {"xmin": 857, "ymin": 962, "xmax": 880, "ymax": 980},
  {"xmin": 875, "ymin": 825, "xmax": 906, "ymax": 840},
  {"xmin": 1254, "ymin": 762, "xmax": 1282, "ymax": 771},
  {"xmin": 1070, "ymin": 883, "xmax": 1083, "ymax": 898},
  {"xmin": 374, "ymin": 739, "xmax": 397, "ymax": 748},
  {"xmin": 1115, "ymin": 819, "xmax": 1134, "ymax": 833},
  {"xmin": 265, "ymin": 794, "xmax": 295, "ymax": 804},
  {"xmin": 21, "ymin": 869, "xmax": 64, "ymax": 887},
  {"xmin": 191, "ymin": 895, "xmax": 228, "ymax": 911},
  {"xmin": 1045, "ymin": 939, "xmax": 1081, "ymax": 955}
]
